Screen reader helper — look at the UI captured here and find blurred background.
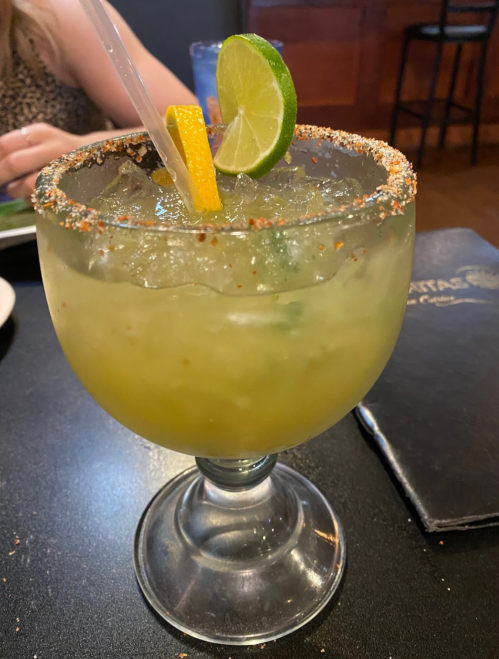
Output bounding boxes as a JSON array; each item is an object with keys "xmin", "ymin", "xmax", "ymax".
[
  {"xmin": 111, "ymin": 0, "xmax": 498, "ymax": 148},
  {"xmin": 110, "ymin": 0, "xmax": 499, "ymax": 246}
]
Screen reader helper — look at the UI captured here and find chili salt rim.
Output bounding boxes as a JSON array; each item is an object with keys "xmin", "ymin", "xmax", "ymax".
[{"xmin": 34, "ymin": 125, "xmax": 416, "ymax": 234}]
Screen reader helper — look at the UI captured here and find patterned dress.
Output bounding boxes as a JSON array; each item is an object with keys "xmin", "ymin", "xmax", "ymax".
[
  {"xmin": 0, "ymin": 48, "xmax": 109, "ymax": 200},
  {"xmin": 0, "ymin": 48, "xmax": 109, "ymax": 136}
]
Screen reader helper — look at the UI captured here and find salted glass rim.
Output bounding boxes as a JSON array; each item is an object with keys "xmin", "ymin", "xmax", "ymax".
[{"xmin": 34, "ymin": 125, "xmax": 417, "ymax": 235}]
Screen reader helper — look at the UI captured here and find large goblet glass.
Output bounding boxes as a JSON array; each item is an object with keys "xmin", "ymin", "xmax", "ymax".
[{"xmin": 35, "ymin": 126, "xmax": 416, "ymax": 645}]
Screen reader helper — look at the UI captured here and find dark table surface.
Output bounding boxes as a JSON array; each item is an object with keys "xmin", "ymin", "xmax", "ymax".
[{"xmin": 1, "ymin": 242, "xmax": 499, "ymax": 659}]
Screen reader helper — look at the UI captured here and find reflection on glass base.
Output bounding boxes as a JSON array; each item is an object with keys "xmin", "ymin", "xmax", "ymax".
[{"xmin": 134, "ymin": 462, "xmax": 346, "ymax": 645}]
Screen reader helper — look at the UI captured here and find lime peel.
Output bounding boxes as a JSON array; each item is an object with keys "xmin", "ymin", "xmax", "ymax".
[{"xmin": 214, "ymin": 34, "xmax": 297, "ymax": 179}]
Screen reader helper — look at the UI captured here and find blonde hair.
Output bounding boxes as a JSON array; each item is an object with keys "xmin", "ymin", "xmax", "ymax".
[{"xmin": 0, "ymin": 0, "xmax": 58, "ymax": 77}]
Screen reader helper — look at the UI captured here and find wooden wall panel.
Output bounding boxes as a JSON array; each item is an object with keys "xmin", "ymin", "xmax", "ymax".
[
  {"xmin": 250, "ymin": 7, "xmax": 363, "ymax": 108},
  {"xmin": 249, "ymin": 7, "xmax": 362, "ymax": 42},
  {"xmin": 285, "ymin": 42, "xmax": 360, "ymax": 106},
  {"xmin": 249, "ymin": 0, "xmax": 499, "ymax": 146}
]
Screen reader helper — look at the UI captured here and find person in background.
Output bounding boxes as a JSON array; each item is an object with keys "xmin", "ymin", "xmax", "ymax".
[{"xmin": 0, "ymin": 0, "xmax": 196, "ymax": 201}]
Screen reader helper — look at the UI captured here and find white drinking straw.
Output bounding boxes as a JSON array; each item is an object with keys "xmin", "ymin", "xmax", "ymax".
[{"xmin": 79, "ymin": 0, "xmax": 201, "ymax": 213}]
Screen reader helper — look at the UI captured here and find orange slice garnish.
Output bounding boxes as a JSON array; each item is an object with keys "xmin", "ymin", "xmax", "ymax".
[
  {"xmin": 151, "ymin": 168, "xmax": 172, "ymax": 186},
  {"xmin": 166, "ymin": 105, "xmax": 222, "ymax": 212}
]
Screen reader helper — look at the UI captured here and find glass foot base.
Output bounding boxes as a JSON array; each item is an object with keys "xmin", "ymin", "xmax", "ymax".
[{"xmin": 134, "ymin": 462, "xmax": 346, "ymax": 645}]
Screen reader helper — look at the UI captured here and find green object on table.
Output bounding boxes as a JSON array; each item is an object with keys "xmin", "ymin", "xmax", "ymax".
[{"xmin": 0, "ymin": 199, "xmax": 35, "ymax": 232}]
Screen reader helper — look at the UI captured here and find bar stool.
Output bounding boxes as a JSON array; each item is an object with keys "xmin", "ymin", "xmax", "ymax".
[{"xmin": 389, "ymin": 0, "xmax": 499, "ymax": 168}]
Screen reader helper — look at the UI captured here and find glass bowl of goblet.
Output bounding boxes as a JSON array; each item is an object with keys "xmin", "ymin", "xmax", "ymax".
[{"xmin": 35, "ymin": 125, "xmax": 416, "ymax": 645}]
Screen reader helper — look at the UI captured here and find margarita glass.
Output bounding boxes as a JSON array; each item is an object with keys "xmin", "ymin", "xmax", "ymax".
[{"xmin": 35, "ymin": 125, "xmax": 416, "ymax": 645}]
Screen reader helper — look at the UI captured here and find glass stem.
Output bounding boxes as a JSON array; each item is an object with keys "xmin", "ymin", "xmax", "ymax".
[{"xmin": 196, "ymin": 454, "xmax": 277, "ymax": 491}]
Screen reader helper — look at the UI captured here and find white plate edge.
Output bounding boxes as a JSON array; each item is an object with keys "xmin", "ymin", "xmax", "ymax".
[
  {"xmin": 0, "ymin": 277, "xmax": 15, "ymax": 328},
  {"xmin": 0, "ymin": 224, "xmax": 36, "ymax": 239}
]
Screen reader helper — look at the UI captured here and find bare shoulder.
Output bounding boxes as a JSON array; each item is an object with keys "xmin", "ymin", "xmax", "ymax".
[
  {"xmin": 36, "ymin": 0, "xmax": 96, "ymax": 29},
  {"xmin": 26, "ymin": 0, "xmax": 94, "ymax": 86},
  {"xmin": 28, "ymin": 0, "xmax": 196, "ymax": 126},
  {"xmin": 41, "ymin": 0, "xmax": 145, "ymax": 80},
  {"xmin": 41, "ymin": 0, "xmax": 134, "ymax": 46},
  {"xmin": 35, "ymin": 0, "xmax": 117, "ymax": 82},
  {"xmin": 41, "ymin": 0, "xmax": 106, "ymax": 51}
]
